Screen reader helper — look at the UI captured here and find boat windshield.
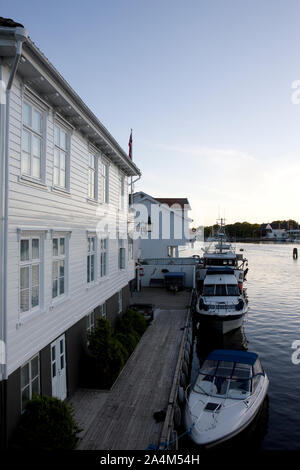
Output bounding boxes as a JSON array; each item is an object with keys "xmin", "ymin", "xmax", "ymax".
[
  {"xmin": 206, "ymin": 259, "xmax": 236, "ymax": 267},
  {"xmin": 203, "ymin": 284, "xmax": 240, "ymax": 296},
  {"xmin": 193, "ymin": 358, "xmax": 262, "ymax": 400}
]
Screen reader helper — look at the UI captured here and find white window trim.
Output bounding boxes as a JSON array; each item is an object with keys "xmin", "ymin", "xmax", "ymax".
[
  {"xmin": 88, "ymin": 146, "xmax": 99, "ymax": 202},
  {"xmin": 118, "ymin": 290, "xmax": 123, "ymax": 314},
  {"xmin": 99, "ymin": 157, "xmax": 110, "ymax": 204},
  {"xmin": 49, "ymin": 230, "xmax": 71, "ymax": 305},
  {"xmin": 119, "ymin": 172, "xmax": 125, "ymax": 211},
  {"xmin": 18, "ymin": 229, "xmax": 46, "ymax": 322},
  {"xmin": 87, "ymin": 232, "xmax": 97, "ymax": 285},
  {"xmin": 100, "ymin": 236, "xmax": 108, "ymax": 278},
  {"xmin": 52, "ymin": 119, "xmax": 72, "ymax": 192},
  {"xmin": 21, "ymin": 353, "xmax": 40, "ymax": 413},
  {"xmin": 100, "ymin": 302, "xmax": 107, "ymax": 318},
  {"xmin": 21, "ymin": 94, "xmax": 47, "ymax": 184}
]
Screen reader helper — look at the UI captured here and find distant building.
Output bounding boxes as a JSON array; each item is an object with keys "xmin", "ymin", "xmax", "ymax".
[
  {"xmin": 260, "ymin": 224, "xmax": 288, "ymax": 240},
  {"xmin": 132, "ymin": 192, "xmax": 192, "ymax": 259}
]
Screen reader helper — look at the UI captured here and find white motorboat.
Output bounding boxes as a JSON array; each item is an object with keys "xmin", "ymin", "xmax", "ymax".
[
  {"xmin": 196, "ymin": 267, "xmax": 248, "ymax": 334},
  {"xmin": 184, "ymin": 349, "xmax": 269, "ymax": 447},
  {"xmin": 199, "ymin": 219, "xmax": 248, "ymax": 291}
]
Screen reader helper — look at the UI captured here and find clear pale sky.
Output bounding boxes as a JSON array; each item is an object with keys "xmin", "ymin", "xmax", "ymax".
[{"xmin": 2, "ymin": 0, "xmax": 300, "ymax": 226}]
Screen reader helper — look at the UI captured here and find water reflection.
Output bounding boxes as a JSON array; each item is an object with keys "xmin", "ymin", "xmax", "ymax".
[{"xmin": 195, "ymin": 324, "xmax": 248, "ymax": 366}]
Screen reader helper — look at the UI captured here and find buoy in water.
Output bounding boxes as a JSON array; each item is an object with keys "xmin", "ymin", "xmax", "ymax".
[{"xmin": 293, "ymin": 248, "xmax": 298, "ymax": 259}]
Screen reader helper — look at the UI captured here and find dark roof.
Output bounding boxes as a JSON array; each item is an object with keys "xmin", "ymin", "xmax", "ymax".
[
  {"xmin": 207, "ymin": 349, "xmax": 258, "ymax": 365},
  {"xmin": 0, "ymin": 17, "xmax": 24, "ymax": 28},
  {"xmin": 154, "ymin": 198, "xmax": 190, "ymax": 209}
]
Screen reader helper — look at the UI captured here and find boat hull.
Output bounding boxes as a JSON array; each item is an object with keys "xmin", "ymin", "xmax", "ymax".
[
  {"xmin": 197, "ymin": 312, "xmax": 245, "ymax": 334},
  {"xmin": 184, "ymin": 375, "xmax": 269, "ymax": 447}
]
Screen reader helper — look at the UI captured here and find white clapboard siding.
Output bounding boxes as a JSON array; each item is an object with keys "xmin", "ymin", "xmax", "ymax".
[{"xmin": 5, "ymin": 70, "xmax": 135, "ymax": 375}]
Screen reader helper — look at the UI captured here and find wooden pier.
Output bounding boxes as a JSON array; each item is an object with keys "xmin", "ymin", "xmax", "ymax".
[{"xmin": 71, "ymin": 288, "xmax": 192, "ymax": 450}]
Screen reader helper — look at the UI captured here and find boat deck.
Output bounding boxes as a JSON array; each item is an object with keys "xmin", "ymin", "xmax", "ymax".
[{"xmin": 71, "ymin": 288, "xmax": 190, "ymax": 450}]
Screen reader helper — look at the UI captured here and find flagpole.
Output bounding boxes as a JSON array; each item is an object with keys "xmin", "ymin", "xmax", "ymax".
[{"xmin": 130, "ymin": 128, "xmax": 133, "ymax": 206}]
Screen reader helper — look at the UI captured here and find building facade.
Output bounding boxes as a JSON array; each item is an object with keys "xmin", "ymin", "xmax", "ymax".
[
  {"xmin": 132, "ymin": 192, "xmax": 192, "ymax": 259},
  {"xmin": 0, "ymin": 20, "xmax": 141, "ymax": 445}
]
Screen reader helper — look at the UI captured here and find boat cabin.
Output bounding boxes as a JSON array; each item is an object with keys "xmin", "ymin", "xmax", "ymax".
[{"xmin": 193, "ymin": 350, "xmax": 265, "ymax": 400}]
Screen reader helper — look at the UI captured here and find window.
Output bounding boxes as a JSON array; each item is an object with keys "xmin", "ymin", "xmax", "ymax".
[
  {"xmin": 88, "ymin": 153, "xmax": 98, "ymax": 200},
  {"xmin": 100, "ymin": 302, "xmax": 107, "ymax": 318},
  {"xmin": 118, "ymin": 290, "xmax": 122, "ymax": 314},
  {"xmin": 22, "ymin": 100, "xmax": 43, "ymax": 179},
  {"xmin": 52, "ymin": 237, "xmax": 66, "ymax": 299},
  {"xmin": 20, "ymin": 238, "xmax": 40, "ymax": 313},
  {"xmin": 118, "ymin": 235, "xmax": 126, "ymax": 270},
  {"xmin": 99, "ymin": 160, "xmax": 109, "ymax": 203},
  {"xmin": 119, "ymin": 174, "xmax": 125, "ymax": 210},
  {"xmin": 87, "ymin": 236, "xmax": 96, "ymax": 283},
  {"xmin": 167, "ymin": 246, "xmax": 177, "ymax": 257},
  {"xmin": 86, "ymin": 311, "xmax": 95, "ymax": 334},
  {"xmin": 100, "ymin": 237, "xmax": 108, "ymax": 277},
  {"xmin": 21, "ymin": 354, "xmax": 40, "ymax": 412},
  {"xmin": 54, "ymin": 124, "xmax": 68, "ymax": 189},
  {"xmin": 128, "ymin": 237, "xmax": 133, "ymax": 260}
]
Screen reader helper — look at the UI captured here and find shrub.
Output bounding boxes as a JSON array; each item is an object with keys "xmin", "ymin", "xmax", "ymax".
[
  {"xmin": 88, "ymin": 317, "xmax": 128, "ymax": 388},
  {"xmin": 120, "ymin": 309, "xmax": 147, "ymax": 337},
  {"xmin": 115, "ymin": 331, "xmax": 139, "ymax": 356},
  {"xmin": 12, "ymin": 395, "xmax": 81, "ymax": 450}
]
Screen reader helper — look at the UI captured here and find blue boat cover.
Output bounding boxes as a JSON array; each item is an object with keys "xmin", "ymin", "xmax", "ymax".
[
  {"xmin": 164, "ymin": 272, "xmax": 185, "ymax": 278},
  {"xmin": 207, "ymin": 349, "xmax": 258, "ymax": 365}
]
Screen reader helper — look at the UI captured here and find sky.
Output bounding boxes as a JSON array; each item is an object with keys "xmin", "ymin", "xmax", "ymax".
[{"xmin": 2, "ymin": 0, "xmax": 300, "ymax": 226}]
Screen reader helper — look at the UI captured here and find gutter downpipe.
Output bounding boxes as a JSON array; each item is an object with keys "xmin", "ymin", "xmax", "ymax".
[{"xmin": 0, "ymin": 26, "xmax": 27, "ymax": 447}]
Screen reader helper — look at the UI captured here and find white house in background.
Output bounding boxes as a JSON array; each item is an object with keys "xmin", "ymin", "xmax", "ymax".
[
  {"xmin": 0, "ymin": 18, "xmax": 141, "ymax": 445},
  {"xmin": 132, "ymin": 192, "xmax": 192, "ymax": 259},
  {"xmin": 264, "ymin": 224, "xmax": 288, "ymax": 240}
]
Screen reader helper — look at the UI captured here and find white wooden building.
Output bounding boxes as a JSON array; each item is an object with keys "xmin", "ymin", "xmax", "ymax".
[
  {"xmin": 0, "ymin": 19, "xmax": 141, "ymax": 444},
  {"xmin": 132, "ymin": 192, "xmax": 192, "ymax": 259}
]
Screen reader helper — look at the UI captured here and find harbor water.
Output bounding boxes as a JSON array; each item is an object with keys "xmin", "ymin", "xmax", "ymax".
[{"xmin": 181, "ymin": 242, "xmax": 300, "ymax": 450}]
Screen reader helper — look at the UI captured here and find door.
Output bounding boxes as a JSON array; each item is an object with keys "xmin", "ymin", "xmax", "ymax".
[{"xmin": 51, "ymin": 334, "xmax": 67, "ymax": 400}]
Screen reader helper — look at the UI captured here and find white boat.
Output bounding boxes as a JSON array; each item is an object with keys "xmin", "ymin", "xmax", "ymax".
[
  {"xmin": 196, "ymin": 267, "xmax": 248, "ymax": 334},
  {"xmin": 184, "ymin": 349, "xmax": 269, "ymax": 447},
  {"xmin": 199, "ymin": 219, "xmax": 248, "ymax": 290}
]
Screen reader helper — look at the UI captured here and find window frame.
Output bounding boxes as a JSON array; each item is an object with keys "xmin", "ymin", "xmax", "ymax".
[
  {"xmin": 87, "ymin": 235, "xmax": 97, "ymax": 284},
  {"xmin": 53, "ymin": 121, "xmax": 70, "ymax": 191},
  {"xmin": 52, "ymin": 236, "xmax": 66, "ymax": 300},
  {"xmin": 100, "ymin": 302, "xmax": 107, "ymax": 318},
  {"xmin": 21, "ymin": 354, "xmax": 40, "ymax": 413},
  {"xmin": 118, "ymin": 235, "xmax": 126, "ymax": 270},
  {"xmin": 100, "ymin": 236, "xmax": 108, "ymax": 278},
  {"xmin": 99, "ymin": 159, "xmax": 109, "ymax": 204},
  {"xmin": 19, "ymin": 236, "xmax": 41, "ymax": 315},
  {"xmin": 118, "ymin": 290, "xmax": 123, "ymax": 314},
  {"xmin": 119, "ymin": 173, "xmax": 125, "ymax": 210},
  {"xmin": 88, "ymin": 152, "xmax": 98, "ymax": 201},
  {"xmin": 21, "ymin": 99, "xmax": 45, "ymax": 182}
]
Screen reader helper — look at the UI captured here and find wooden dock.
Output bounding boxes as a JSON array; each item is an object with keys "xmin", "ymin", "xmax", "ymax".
[{"xmin": 71, "ymin": 288, "xmax": 191, "ymax": 450}]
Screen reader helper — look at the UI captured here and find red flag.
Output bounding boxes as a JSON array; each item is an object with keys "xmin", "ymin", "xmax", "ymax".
[{"xmin": 128, "ymin": 129, "xmax": 132, "ymax": 160}]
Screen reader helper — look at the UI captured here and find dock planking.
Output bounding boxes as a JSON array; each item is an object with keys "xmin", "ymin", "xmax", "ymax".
[{"xmin": 72, "ymin": 289, "xmax": 190, "ymax": 450}]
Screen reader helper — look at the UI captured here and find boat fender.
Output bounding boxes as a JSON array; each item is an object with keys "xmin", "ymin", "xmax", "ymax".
[
  {"xmin": 182, "ymin": 360, "xmax": 189, "ymax": 377},
  {"xmin": 177, "ymin": 386, "xmax": 185, "ymax": 405},
  {"xmin": 173, "ymin": 405, "xmax": 182, "ymax": 429},
  {"xmin": 180, "ymin": 372, "xmax": 187, "ymax": 388},
  {"xmin": 184, "ymin": 343, "xmax": 192, "ymax": 357}
]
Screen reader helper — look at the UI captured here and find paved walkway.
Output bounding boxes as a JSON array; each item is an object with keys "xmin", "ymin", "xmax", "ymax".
[{"xmin": 71, "ymin": 289, "xmax": 190, "ymax": 450}]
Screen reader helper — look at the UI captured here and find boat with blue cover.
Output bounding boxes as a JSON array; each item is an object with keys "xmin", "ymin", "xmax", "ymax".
[{"xmin": 184, "ymin": 349, "xmax": 269, "ymax": 447}]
